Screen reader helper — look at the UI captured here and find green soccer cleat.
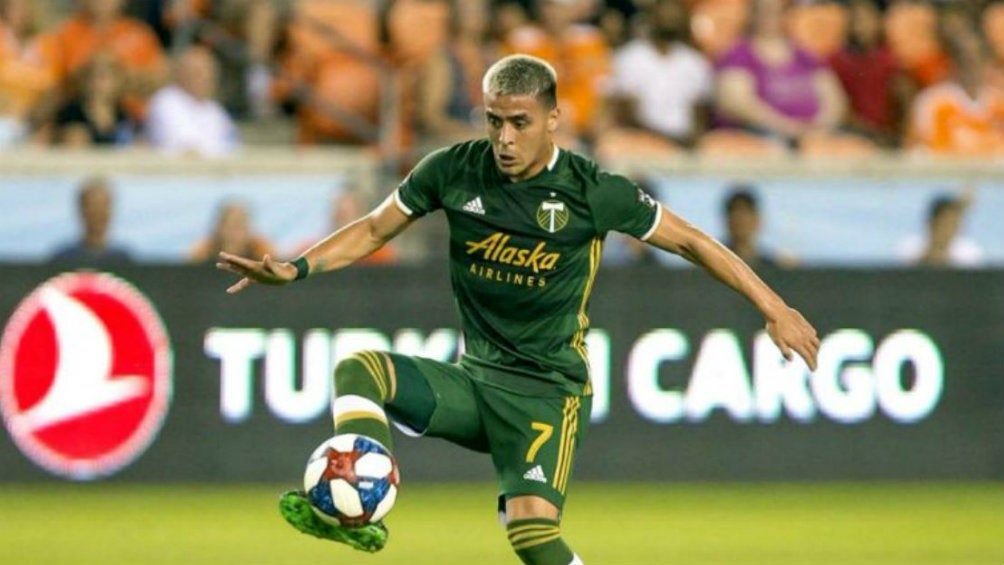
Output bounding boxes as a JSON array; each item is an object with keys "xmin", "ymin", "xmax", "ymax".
[{"xmin": 278, "ymin": 490, "xmax": 389, "ymax": 553}]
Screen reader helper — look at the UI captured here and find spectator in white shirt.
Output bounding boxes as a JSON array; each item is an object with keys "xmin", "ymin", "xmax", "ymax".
[
  {"xmin": 145, "ymin": 45, "xmax": 239, "ymax": 157},
  {"xmin": 606, "ymin": 0, "xmax": 713, "ymax": 146}
]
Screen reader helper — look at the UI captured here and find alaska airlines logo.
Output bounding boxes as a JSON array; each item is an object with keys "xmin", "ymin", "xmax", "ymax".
[
  {"xmin": 465, "ymin": 232, "xmax": 560, "ymax": 273},
  {"xmin": 536, "ymin": 199, "xmax": 569, "ymax": 233},
  {"xmin": 0, "ymin": 272, "xmax": 172, "ymax": 480}
]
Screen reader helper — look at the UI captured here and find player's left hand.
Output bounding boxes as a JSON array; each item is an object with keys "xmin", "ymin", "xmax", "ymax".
[
  {"xmin": 765, "ymin": 306, "xmax": 819, "ymax": 371},
  {"xmin": 216, "ymin": 252, "xmax": 297, "ymax": 294}
]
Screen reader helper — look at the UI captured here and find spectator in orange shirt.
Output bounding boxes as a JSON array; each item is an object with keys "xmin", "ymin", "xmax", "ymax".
[
  {"xmin": 190, "ymin": 200, "xmax": 277, "ymax": 263},
  {"xmin": 46, "ymin": 0, "xmax": 168, "ymax": 119},
  {"xmin": 0, "ymin": 0, "xmax": 57, "ymax": 146},
  {"xmin": 907, "ymin": 32, "xmax": 1004, "ymax": 155},
  {"xmin": 503, "ymin": 0, "xmax": 611, "ymax": 140}
]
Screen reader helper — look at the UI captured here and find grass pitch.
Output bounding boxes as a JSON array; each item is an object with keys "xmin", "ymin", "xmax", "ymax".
[{"xmin": 0, "ymin": 482, "xmax": 1000, "ymax": 565}]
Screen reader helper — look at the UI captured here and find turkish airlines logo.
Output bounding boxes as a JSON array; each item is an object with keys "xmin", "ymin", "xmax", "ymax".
[{"xmin": 0, "ymin": 272, "xmax": 172, "ymax": 480}]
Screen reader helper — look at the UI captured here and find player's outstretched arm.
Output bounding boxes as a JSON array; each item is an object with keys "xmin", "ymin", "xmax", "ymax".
[
  {"xmin": 217, "ymin": 194, "xmax": 414, "ymax": 294},
  {"xmin": 644, "ymin": 206, "xmax": 820, "ymax": 370}
]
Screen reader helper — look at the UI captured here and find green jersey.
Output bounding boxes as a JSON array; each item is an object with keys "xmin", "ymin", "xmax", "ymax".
[{"xmin": 395, "ymin": 139, "xmax": 660, "ymax": 396}]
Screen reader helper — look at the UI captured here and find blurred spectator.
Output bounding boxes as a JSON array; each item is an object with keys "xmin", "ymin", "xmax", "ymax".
[
  {"xmin": 504, "ymin": 0, "xmax": 611, "ymax": 140},
  {"xmin": 489, "ymin": 1, "xmax": 529, "ymax": 45},
  {"xmin": 722, "ymin": 186, "xmax": 795, "ymax": 269},
  {"xmin": 146, "ymin": 45, "xmax": 240, "ymax": 156},
  {"xmin": 898, "ymin": 191, "xmax": 985, "ymax": 267},
  {"xmin": 51, "ymin": 176, "xmax": 132, "ymax": 264},
  {"xmin": 190, "ymin": 200, "xmax": 276, "ymax": 262},
  {"xmin": 606, "ymin": 0, "xmax": 712, "ymax": 147},
  {"xmin": 163, "ymin": 0, "xmax": 280, "ymax": 119},
  {"xmin": 982, "ymin": 0, "xmax": 1004, "ymax": 87},
  {"xmin": 414, "ymin": 0, "xmax": 492, "ymax": 146},
  {"xmin": 594, "ymin": 0, "xmax": 638, "ymax": 49},
  {"xmin": 714, "ymin": 0, "xmax": 847, "ymax": 143},
  {"xmin": 689, "ymin": 0, "xmax": 750, "ymax": 58},
  {"xmin": 292, "ymin": 188, "xmax": 399, "ymax": 265},
  {"xmin": 829, "ymin": 0, "xmax": 910, "ymax": 145},
  {"xmin": 0, "ymin": 0, "xmax": 57, "ymax": 146},
  {"xmin": 787, "ymin": 0, "xmax": 848, "ymax": 59},
  {"xmin": 46, "ymin": 0, "xmax": 168, "ymax": 120},
  {"xmin": 884, "ymin": 0, "xmax": 950, "ymax": 88},
  {"xmin": 53, "ymin": 53, "xmax": 137, "ymax": 146},
  {"xmin": 906, "ymin": 32, "xmax": 1004, "ymax": 154}
]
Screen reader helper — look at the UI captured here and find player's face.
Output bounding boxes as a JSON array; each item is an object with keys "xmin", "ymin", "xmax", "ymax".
[{"xmin": 484, "ymin": 92, "xmax": 558, "ymax": 182}]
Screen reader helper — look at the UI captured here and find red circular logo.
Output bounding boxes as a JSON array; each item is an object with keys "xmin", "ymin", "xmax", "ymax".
[{"xmin": 0, "ymin": 272, "xmax": 172, "ymax": 480}]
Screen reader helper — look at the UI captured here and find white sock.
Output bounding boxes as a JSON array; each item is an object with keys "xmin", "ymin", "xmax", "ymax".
[{"xmin": 568, "ymin": 555, "xmax": 584, "ymax": 565}]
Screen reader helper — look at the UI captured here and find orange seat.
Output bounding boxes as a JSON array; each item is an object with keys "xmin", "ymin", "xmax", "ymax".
[
  {"xmin": 291, "ymin": 0, "xmax": 379, "ymax": 56},
  {"xmin": 789, "ymin": 2, "xmax": 848, "ymax": 59},
  {"xmin": 282, "ymin": 1, "xmax": 384, "ymax": 144},
  {"xmin": 301, "ymin": 54, "xmax": 382, "ymax": 143},
  {"xmin": 386, "ymin": 0, "xmax": 450, "ymax": 65},
  {"xmin": 690, "ymin": 0, "xmax": 749, "ymax": 57},
  {"xmin": 696, "ymin": 129, "xmax": 788, "ymax": 157}
]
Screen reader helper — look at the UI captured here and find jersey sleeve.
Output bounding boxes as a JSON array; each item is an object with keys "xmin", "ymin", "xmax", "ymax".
[
  {"xmin": 394, "ymin": 147, "xmax": 449, "ymax": 217},
  {"xmin": 588, "ymin": 173, "xmax": 661, "ymax": 240}
]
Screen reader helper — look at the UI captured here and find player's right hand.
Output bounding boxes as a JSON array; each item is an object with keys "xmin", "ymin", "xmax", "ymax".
[{"xmin": 216, "ymin": 252, "xmax": 297, "ymax": 294}]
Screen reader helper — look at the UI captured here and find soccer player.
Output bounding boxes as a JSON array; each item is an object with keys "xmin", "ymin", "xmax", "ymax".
[{"xmin": 217, "ymin": 54, "xmax": 820, "ymax": 565}]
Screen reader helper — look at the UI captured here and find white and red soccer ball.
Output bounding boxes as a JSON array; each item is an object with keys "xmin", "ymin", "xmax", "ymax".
[{"xmin": 303, "ymin": 434, "xmax": 400, "ymax": 527}]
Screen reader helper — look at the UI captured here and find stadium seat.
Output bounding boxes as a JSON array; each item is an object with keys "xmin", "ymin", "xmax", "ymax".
[
  {"xmin": 292, "ymin": 0, "xmax": 380, "ymax": 55},
  {"xmin": 283, "ymin": 0, "xmax": 384, "ymax": 144},
  {"xmin": 695, "ymin": 129, "xmax": 788, "ymax": 157},
  {"xmin": 690, "ymin": 0, "xmax": 749, "ymax": 57},
  {"xmin": 386, "ymin": 0, "xmax": 450, "ymax": 65},
  {"xmin": 789, "ymin": 2, "xmax": 849, "ymax": 59}
]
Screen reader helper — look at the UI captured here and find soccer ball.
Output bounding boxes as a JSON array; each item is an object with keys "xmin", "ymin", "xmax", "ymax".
[{"xmin": 303, "ymin": 434, "xmax": 400, "ymax": 527}]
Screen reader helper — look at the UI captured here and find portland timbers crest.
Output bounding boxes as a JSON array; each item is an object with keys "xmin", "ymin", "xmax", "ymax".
[{"xmin": 536, "ymin": 199, "xmax": 569, "ymax": 233}]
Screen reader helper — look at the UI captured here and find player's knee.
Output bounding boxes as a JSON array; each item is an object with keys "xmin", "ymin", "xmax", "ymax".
[
  {"xmin": 334, "ymin": 351, "xmax": 393, "ymax": 402},
  {"xmin": 506, "ymin": 518, "xmax": 579, "ymax": 565}
]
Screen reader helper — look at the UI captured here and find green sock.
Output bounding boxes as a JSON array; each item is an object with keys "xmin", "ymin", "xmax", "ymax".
[
  {"xmin": 506, "ymin": 518, "xmax": 575, "ymax": 565},
  {"xmin": 331, "ymin": 351, "xmax": 396, "ymax": 450}
]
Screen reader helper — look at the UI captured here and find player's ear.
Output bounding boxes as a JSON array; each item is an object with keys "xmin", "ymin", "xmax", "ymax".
[{"xmin": 547, "ymin": 106, "xmax": 560, "ymax": 134}]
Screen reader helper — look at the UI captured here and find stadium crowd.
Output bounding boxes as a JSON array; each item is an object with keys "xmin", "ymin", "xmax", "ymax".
[
  {"xmin": 2, "ymin": 0, "xmax": 1004, "ymax": 158},
  {"xmin": 0, "ymin": 0, "xmax": 995, "ymax": 269}
]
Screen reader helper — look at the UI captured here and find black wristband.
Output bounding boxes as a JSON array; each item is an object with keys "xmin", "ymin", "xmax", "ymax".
[{"xmin": 292, "ymin": 257, "xmax": 310, "ymax": 281}]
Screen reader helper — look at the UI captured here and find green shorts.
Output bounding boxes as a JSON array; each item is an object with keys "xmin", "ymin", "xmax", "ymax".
[{"xmin": 385, "ymin": 354, "xmax": 591, "ymax": 512}]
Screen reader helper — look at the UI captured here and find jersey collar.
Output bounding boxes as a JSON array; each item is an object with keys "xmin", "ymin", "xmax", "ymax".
[{"xmin": 546, "ymin": 144, "xmax": 560, "ymax": 171}]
